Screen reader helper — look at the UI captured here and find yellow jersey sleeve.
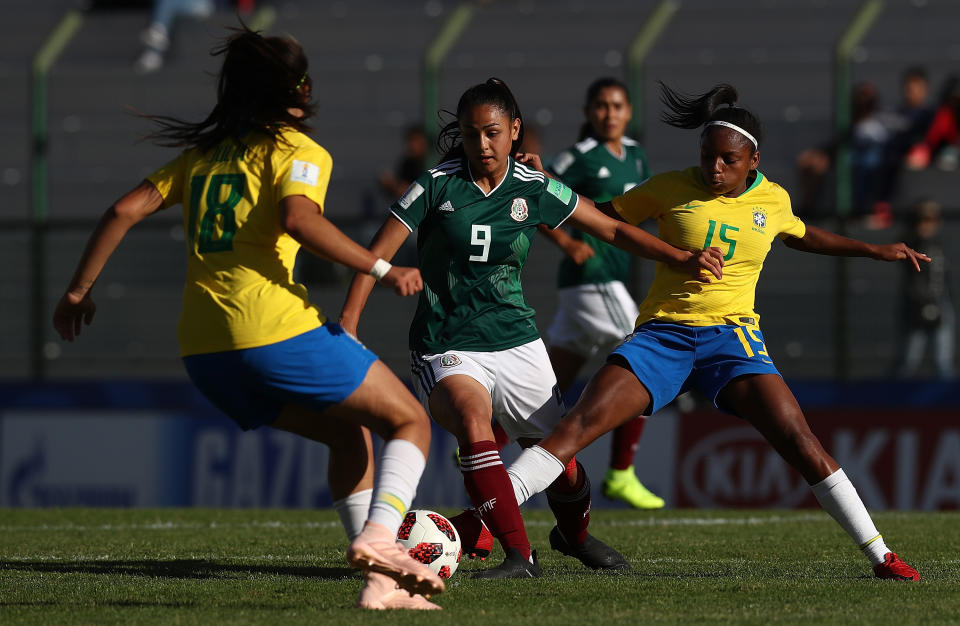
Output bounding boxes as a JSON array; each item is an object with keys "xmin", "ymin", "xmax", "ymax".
[
  {"xmin": 275, "ymin": 142, "xmax": 333, "ymax": 213},
  {"xmin": 773, "ymin": 186, "xmax": 806, "ymax": 240},
  {"xmin": 610, "ymin": 175, "xmax": 667, "ymax": 225},
  {"xmin": 146, "ymin": 152, "xmax": 187, "ymax": 208}
]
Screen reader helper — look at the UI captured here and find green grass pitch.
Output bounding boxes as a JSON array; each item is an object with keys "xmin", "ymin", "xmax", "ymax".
[{"xmin": 1, "ymin": 508, "xmax": 957, "ymax": 624}]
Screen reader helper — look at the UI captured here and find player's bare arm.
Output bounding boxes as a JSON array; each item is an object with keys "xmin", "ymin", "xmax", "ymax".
[
  {"xmin": 280, "ymin": 195, "xmax": 422, "ymax": 297},
  {"xmin": 53, "ymin": 180, "xmax": 165, "ymax": 341},
  {"xmin": 784, "ymin": 224, "xmax": 931, "ymax": 271},
  {"xmin": 568, "ymin": 197, "xmax": 724, "ymax": 281},
  {"xmin": 536, "ymin": 224, "xmax": 595, "ymax": 264},
  {"xmin": 339, "ymin": 215, "xmax": 413, "ymax": 335}
]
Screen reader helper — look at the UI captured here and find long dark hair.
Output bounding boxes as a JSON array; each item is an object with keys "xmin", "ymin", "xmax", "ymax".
[
  {"xmin": 658, "ymin": 81, "xmax": 762, "ymax": 151},
  {"xmin": 144, "ymin": 26, "xmax": 315, "ymax": 152},
  {"xmin": 577, "ymin": 77, "xmax": 631, "ymax": 141},
  {"xmin": 436, "ymin": 77, "xmax": 524, "ymax": 163}
]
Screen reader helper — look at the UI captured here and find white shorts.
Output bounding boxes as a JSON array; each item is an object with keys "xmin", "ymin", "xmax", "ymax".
[
  {"xmin": 410, "ymin": 339, "xmax": 565, "ymax": 441},
  {"xmin": 545, "ymin": 281, "xmax": 639, "ymax": 358}
]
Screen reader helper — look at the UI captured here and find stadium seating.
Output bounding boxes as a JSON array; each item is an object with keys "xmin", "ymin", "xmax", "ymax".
[{"xmin": 2, "ymin": 0, "xmax": 957, "ymax": 381}]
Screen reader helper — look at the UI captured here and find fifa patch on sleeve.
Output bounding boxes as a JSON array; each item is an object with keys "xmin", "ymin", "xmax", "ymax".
[
  {"xmin": 398, "ymin": 182, "xmax": 425, "ymax": 210},
  {"xmin": 546, "ymin": 178, "xmax": 573, "ymax": 204},
  {"xmin": 290, "ymin": 159, "xmax": 320, "ymax": 186},
  {"xmin": 551, "ymin": 151, "xmax": 575, "ymax": 175}
]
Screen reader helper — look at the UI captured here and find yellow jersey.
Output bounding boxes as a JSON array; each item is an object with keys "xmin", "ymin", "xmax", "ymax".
[
  {"xmin": 147, "ymin": 129, "xmax": 331, "ymax": 356},
  {"xmin": 611, "ymin": 167, "xmax": 806, "ymax": 327}
]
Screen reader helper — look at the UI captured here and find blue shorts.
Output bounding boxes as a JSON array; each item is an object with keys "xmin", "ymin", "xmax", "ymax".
[
  {"xmin": 183, "ymin": 324, "xmax": 378, "ymax": 430},
  {"xmin": 609, "ymin": 321, "xmax": 782, "ymax": 415}
]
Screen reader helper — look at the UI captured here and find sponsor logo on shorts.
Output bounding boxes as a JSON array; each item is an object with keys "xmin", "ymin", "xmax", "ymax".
[
  {"xmin": 440, "ymin": 354, "xmax": 461, "ymax": 367},
  {"xmin": 509, "ymin": 197, "xmax": 529, "ymax": 222}
]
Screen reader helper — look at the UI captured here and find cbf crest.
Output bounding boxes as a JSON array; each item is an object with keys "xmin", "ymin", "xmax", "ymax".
[
  {"xmin": 510, "ymin": 198, "xmax": 529, "ymax": 222},
  {"xmin": 751, "ymin": 206, "xmax": 767, "ymax": 232}
]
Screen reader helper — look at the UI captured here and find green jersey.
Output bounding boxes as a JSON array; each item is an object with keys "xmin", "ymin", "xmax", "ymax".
[
  {"xmin": 548, "ymin": 136, "xmax": 649, "ymax": 288},
  {"xmin": 391, "ymin": 156, "xmax": 579, "ymax": 353}
]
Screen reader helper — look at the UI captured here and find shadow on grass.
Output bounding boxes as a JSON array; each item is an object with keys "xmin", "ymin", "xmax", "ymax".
[{"xmin": 0, "ymin": 559, "xmax": 355, "ymax": 581}]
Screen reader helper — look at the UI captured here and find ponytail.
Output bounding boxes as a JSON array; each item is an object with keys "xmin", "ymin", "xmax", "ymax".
[{"xmin": 658, "ymin": 81, "xmax": 762, "ymax": 151}]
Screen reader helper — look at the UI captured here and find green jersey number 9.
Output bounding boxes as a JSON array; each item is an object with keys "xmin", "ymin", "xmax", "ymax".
[{"xmin": 469, "ymin": 224, "xmax": 491, "ymax": 262}]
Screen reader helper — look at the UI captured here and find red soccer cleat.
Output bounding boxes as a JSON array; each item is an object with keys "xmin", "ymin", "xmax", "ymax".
[
  {"xmin": 873, "ymin": 552, "xmax": 920, "ymax": 581},
  {"xmin": 449, "ymin": 509, "xmax": 493, "ymax": 560}
]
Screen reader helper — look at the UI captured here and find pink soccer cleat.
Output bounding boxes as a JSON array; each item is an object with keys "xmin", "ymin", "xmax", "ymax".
[
  {"xmin": 873, "ymin": 552, "xmax": 920, "ymax": 581},
  {"xmin": 347, "ymin": 521, "xmax": 445, "ymax": 597},
  {"xmin": 356, "ymin": 571, "xmax": 441, "ymax": 610},
  {"xmin": 450, "ymin": 509, "xmax": 493, "ymax": 560}
]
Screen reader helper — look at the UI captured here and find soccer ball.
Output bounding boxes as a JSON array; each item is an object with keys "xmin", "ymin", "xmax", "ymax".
[{"xmin": 396, "ymin": 509, "xmax": 461, "ymax": 579}]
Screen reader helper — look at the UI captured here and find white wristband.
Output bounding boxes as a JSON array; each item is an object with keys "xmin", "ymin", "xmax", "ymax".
[{"xmin": 369, "ymin": 258, "xmax": 392, "ymax": 281}]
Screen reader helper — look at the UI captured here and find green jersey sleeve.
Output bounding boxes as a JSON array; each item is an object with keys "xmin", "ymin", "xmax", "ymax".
[
  {"xmin": 547, "ymin": 149, "xmax": 587, "ymax": 190},
  {"xmin": 538, "ymin": 177, "xmax": 579, "ymax": 229},
  {"xmin": 389, "ymin": 169, "xmax": 433, "ymax": 231}
]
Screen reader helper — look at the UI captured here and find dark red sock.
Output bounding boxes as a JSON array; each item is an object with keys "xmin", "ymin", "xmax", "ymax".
[
  {"xmin": 610, "ymin": 416, "xmax": 646, "ymax": 470},
  {"xmin": 546, "ymin": 458, "xmax": 591, "ymax": 545},
  {"xmin": 459, "ymin": 440, "xmax": 530, "ymax": 558},
  {"xmin": 492, "ymin": 420, "xmax": 510, "ymax": 451}
]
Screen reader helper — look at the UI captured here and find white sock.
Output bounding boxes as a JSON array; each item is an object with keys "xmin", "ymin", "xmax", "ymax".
[
  {"xmin": 810, "ymin": 468, "xmax": 889, "ymax": 565},
  {"xmin": 506, "ymin": 445, "xmax": 566, "ymax": 506},
  {"xmin": 334, "ymin": 489, "xmax": 372, "ymax": 540},
  {"xmin": 367, "ymin": 439, "xmax": 425, "ymax": 533}
]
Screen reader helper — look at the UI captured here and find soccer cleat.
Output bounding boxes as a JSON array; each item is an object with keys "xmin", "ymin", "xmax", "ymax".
[
  {"xmin": 471, "ymin": 548, "xmax": 541, "ymax": 579},
  {"xmin": 873, "ymin": 552, "xmax": 920, "ymax": 581},
  {"xmin": 603, "ymin": 467, "xmax": 666, "ymax": 510},
  {"xmin": 347, "ymin": 521, "xmax": 445, "ymax": 597},
  {"xmin": 549, "ymin": 526, "xmax": 631, "ymax": 571},
  {"xmin": 356, "ymin": 571, "xmax": 442, "ymax": 610},
  {"xmin": 449, "ymin": 509, "xmax": 493, "ymax": 560}
]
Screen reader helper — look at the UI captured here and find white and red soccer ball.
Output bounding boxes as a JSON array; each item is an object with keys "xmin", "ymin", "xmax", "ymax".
[{"xmin": 396, "ymin": 509, "xmax": 461, "ymax": 579}]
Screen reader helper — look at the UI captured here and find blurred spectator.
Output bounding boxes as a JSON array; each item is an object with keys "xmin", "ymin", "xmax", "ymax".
[
  {"xmin": 377, "ymin": 125, "xmax": 428, "ymax": 200},
  {"xmin": 795, "ymin": 81, "xmax": 895, "ymax": 225},
  {"xmin": 906, "ymin": 74, "xmax": 960, "ymax": 171},
  {"xmin": 873, "ymin": 67, "xmax": 935, "ymax": 221},
  {"xmin": 896, "ymin": 199, "xmax": 955, "ymax": 379},
  {"xmin": 135, "ymin": 0, "xmax": 216, "ymax": 74}
]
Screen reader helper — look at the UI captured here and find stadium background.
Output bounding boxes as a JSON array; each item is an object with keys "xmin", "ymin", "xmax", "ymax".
[{"xmin": 1, "ymin": 0, "xmax": 957, "ymax": 511}]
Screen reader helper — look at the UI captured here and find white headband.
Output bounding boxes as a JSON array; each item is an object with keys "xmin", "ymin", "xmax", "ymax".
[{"xmin": 705, "ymin": 120, "xmax": 758, "ymax": 149}]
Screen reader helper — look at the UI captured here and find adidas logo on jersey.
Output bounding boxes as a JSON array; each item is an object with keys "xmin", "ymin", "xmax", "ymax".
[
  {"xmin": 597, "ymin": 166, "xmax": 611, "ymax": 178},
  {"xmin": 439, "ymin": 200, "xmax": 455, "ymax": 213}
]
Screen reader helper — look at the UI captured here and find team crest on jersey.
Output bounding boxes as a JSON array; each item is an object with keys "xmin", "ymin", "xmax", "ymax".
[
  {"xmin": 440, "ymin": 354, "xmax": 462, "ymax": 367},
  {"xmin": 509, "ymin": 197, "xmax": 529, "ymax": 222},
  {"xmin": 752, "ymin": 207, "xmax": 767, "ymax": 232}
]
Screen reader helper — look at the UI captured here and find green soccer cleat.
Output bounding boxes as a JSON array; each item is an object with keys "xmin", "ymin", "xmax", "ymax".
[{"xmin": 603, "ymin": 466, "xmax": 665, "ymax": 509}]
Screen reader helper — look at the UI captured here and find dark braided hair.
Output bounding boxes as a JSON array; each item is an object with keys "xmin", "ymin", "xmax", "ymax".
[
  {"xmin": 144, "ymin": 26, "xmax": 315, "ymax": 152},
  {"xmin": 578, "ymin": 77, "xmax": 631, "ymax": 141},
  {"xmin": 658, "ymin": 81, "xmax": 762, "ymax": 152},
  {"xmin": 437, "ymin": 77, "xmax": 524, "ymax": 164}
]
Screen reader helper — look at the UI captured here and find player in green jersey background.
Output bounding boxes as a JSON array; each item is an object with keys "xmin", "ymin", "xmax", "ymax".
[
  {"xmin": 341, "ymin": 78, "xmax": 723, "ymax": 578},
  {"xmin": 541, "ymin": 78, "xmax": 664, "ymax": 510}
]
